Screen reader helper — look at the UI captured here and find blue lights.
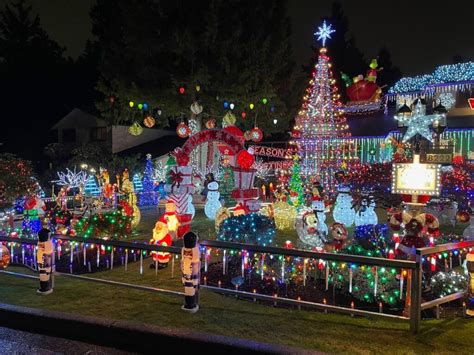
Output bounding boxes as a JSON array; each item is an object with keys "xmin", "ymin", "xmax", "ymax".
[{"xmin": 389, "ymin": 62, "xmax": 474, "ymax": 94}]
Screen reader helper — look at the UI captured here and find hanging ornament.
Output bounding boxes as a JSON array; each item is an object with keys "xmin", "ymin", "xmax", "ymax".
[
  {"xmin": 244, "ymin": 131, "xmax": 252, "ymax": 141},
  {"xmin": 176, "ymin": 122, "xmax": 191, "ymax": 138},
  {"xmin": 195, "ymin": 84, "xmax": 201, "ymax": 92},
  {"xmin": 143, "ymin": 116, "xmax": 156, "ymax": 128},
  {"xmin": 109, "ymin": 96, "xmax": 115, "ymax": 104},
  {"xmin": 129, "ymin": 101, "xmax": 134, "ymax": 108},
  {"xmin": 222, "ymin": 111, "xmax": 236, "ymax": 127},
  {"xmin": 249, "ymin": 103, "xmax": 255, "ymax": 110},
  {"xmin": 205, "ymin": 118, "xmax": 216, "ymax": 129},
  {"xmin": 128, "ymin": 122, "xmax": 143, "ymax": 136},
  {"xmin": 241, "ymin": 112, "xmax": 247, "ymax": 119},
  {"xmin": 236, "ymin": 149, "xmax": 255, "ymax": 169},
  {"xmin": 250, "ymin": 127, "xmax": 263, "ymax": 142},
  {"xmin": 190, "ymin": 101, "xmax": 203, "ymax": 115},
  {"xmin": 179, "ymin": 86, "xmax": 185, "ymax": 94}
]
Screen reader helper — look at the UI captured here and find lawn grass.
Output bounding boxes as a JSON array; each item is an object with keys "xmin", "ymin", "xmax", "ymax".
[{"xmin": 1, "ymin": 266, "xmax": 473, "ymax": 354}]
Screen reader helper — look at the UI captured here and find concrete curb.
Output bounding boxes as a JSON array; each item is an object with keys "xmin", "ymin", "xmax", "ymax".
[{"xmin": 0, "ymin": 303, "xmax": 317, "ymax": 354}]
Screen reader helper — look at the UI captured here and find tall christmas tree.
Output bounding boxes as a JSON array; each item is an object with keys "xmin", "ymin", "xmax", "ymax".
[
  {"xmin": 288, "ymin": 155, "xmax": 304, "ymax": 207},
  {"xmin": 139, "ymin": 154, "xmax": 156, "ymax": 206},
  {"xmin": 84, "ymin": 175, "xmax": 100, "ymax": 196},
  {"xmin": 290, "ymin": 21, "xmax": 352, "ymax": 183}
]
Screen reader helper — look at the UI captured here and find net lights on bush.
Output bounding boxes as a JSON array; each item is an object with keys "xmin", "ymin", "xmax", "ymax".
[{"xmin": 217, "ymin": 213, "xmax": 276, "ymax": 247}]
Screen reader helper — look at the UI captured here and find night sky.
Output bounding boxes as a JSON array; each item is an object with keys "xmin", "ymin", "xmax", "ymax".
[{"xmin": 5, "ymin": 0, "xmax": 474, "ymax": 76}]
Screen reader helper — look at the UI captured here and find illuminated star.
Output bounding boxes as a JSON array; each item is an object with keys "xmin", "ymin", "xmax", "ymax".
[
  {"xmin": 314, "ymin": 21, "xmax": 335, "ymax": 47},
  {"xmin": 395, "ymin": 113, "xmax": 442, "ymax": 142}
]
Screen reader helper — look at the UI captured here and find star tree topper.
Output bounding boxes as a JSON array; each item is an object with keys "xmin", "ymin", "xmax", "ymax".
[{"xmin": 314, "ymin": 21, "xmax": 335, "ymax": 47}]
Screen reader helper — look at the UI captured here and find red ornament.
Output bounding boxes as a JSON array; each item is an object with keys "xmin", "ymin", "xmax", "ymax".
[
  {"xmin": 109, "ymin": 96, "xmax": 115, "ymax": 104},
  {"xmin": 236, "ymin": 149, "xmax": 255, "ymax": 169},
  {"xmin": 179, "ymin": 86, "xmax": 185, "ymax": 94},
  {"xmin": 176, "ymin": 122, "xmax": 190, "ymax": 138},
  {"xmin": 250, "ymin": 127, "xmax": 263, "ymax": 142},
  {"xmin": 291, "ymin": 129, "xmax": 301, "ymax": 138},
  {"xmin": 241, "ymin": 112, "xmax": 247, "ymax": 119}
]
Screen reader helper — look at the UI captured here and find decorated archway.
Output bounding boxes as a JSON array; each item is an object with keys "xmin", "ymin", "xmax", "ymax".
[{"xmin": 173, "ymin": 129, "xmax": 245, "ymax": 166}]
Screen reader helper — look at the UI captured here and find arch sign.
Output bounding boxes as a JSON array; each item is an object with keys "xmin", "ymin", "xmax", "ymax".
[{"xmin": 173, "ymin": 129, "xmax": 245, "ymax": 166}]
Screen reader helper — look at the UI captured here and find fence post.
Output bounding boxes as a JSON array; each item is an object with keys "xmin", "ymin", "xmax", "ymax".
[{"xmin": 409, "ymin": 252, "xmax": 422, "ymax": 334}]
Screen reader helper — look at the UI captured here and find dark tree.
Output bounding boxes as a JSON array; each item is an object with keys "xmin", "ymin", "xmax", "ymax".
[
  {"xmin": 91, "ymin": 0, "xmax": 296, "ymax": 134},
  {"xmin": 0, "ymin": 0, "xmax": 71, "ymax": 161},
  {"xmin": 376, "ymin": 46, "xmax": 402, "ymax": 90}
]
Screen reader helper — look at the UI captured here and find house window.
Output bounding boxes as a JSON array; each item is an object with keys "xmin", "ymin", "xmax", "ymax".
[
  {"xmin": 90, "ymin": 127, "xmax": 107, "ymax": 141},
  {"xmin": 62, "ymin": 129, "xmax": 76, "ymax": 143}
]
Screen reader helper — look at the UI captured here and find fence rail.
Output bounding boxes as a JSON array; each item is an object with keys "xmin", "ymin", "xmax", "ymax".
[{"xmin": 1, "ymin": 234, "xmax": 472, "ymax": 334}]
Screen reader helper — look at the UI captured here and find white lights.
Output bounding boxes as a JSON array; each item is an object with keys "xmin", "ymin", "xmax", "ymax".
[{"xmin": 392, "ymin": 154, "xmax": 441, "ymax": 196}]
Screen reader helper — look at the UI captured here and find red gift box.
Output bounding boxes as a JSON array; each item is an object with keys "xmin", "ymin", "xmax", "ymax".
[
  {"xmin": 177, "ymin": 213, "xmax": 192, "ymax": 239},
  {"xmin": 231, "ymin": 188, "xmax": 259, "ymax": 199}
]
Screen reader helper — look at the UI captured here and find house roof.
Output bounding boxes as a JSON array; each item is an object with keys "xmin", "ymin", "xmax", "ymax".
[
  {"xmin": 118, "ymin": 133, "xmax": 184, "ymax": 157},
  {"xmin": 52, "ymin": 108, "xmax": 106, "ymax": 129}
]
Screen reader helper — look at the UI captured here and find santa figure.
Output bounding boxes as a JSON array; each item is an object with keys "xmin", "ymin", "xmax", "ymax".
[{"xmin": 150, "ymin": 218, "xmax": 173, "ymax": 269}]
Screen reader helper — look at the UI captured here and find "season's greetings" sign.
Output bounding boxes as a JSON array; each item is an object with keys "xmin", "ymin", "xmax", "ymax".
[{"xmin": 250, "ymin": 145, "xmax": 291, "ymax": 159}]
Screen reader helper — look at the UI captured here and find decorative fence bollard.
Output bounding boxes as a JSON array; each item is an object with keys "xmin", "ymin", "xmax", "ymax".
[
  {"xmin": 467, "ymin": 251, "xmax": 474, "ymax": 316},
  {"xmin": 181, "ymin": 232, "xmax": 200, "ymax": 313},
  {"xmin": 37, "ymin": 228, "xmax": 54, "ymax": 295}
]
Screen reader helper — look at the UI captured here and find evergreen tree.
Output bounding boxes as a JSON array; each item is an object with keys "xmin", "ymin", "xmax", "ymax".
[
  {"xmin": 140, "ymin": 154, "xmax": 156, "ymax": 206},
  {"xmin": 288, "ymin": 156, "xmax": 304, "ymax": 207},
  {"xmin": 291, "ymin": 30, "xmax": 351, "ymax": 180},
  {"xmin": 220, "ymin": 165, "xmax": 235, "ymax": 204},
  {"xmin": 376, "ymin": 46, "xmax": 402, "ymax": 90},
  {"xmin": 0, "ymin": 0, "xmax": 70, "ymax": 160},
  {"xmin": 90, "ymin": 0, "xmax": 296, "ymax": 134}
]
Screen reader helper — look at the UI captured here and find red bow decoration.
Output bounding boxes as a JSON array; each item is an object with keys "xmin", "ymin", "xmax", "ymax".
[{"xmin": 169, "ymin": 170, "xmax": 183, "ymax": 191}]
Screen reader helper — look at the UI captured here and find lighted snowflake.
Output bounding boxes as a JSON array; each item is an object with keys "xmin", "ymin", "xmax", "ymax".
[
  {"xmin": 314, "ymin": 21, "xmax": 335, "ymax": 47},
  {"xmin": 437, "ymin": 92, "xmax": 455, "ymax": 110},
  {"xmin": 153, "ymin": 161, "xmax": 166, "ymax": 183},
  {"xmin": 252, "ymin": 159, "xmax": 272, "ymax": 180},
  {"xmin": 52, "ymin": 168, "xmax": 88, "ymax": 188}
]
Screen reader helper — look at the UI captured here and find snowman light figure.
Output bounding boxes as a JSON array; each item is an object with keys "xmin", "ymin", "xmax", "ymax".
[
  {"xmin": 204, "ymin": 181, "xmax": 222, "ymax": 220},
  {"xmin": 313, "ymin": 200, "xmax": 328, "ymax": 236},
  {"xmin": 332, "ymin": 186, "xmax": 355, "ymax": 227}
]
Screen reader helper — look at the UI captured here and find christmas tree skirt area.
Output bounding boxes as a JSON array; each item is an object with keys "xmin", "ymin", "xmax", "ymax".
[{"xmin": 1, "ymin": 266, "xmax": 473, "ymax": 353}]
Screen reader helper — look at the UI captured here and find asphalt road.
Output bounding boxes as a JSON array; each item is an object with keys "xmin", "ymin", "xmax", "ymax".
[{"xmin": 0, "ymin": 326, "xmax": 133, "ymax": 354}]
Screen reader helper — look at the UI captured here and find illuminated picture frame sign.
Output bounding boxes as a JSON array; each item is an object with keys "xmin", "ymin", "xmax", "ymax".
[{"xmin": 391, "ymin": 155, "xmax": 441, "ymax": 196}]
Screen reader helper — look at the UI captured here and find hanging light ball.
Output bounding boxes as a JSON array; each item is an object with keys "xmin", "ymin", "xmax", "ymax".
[
  {"xmin": 190, "ymin": 101, "xmax": 203, "ymax": 115},
  {"xmin": 270, "ymin": 106, "xmax": 275, "ymax": 112},
  {"xmin": 138, "ymin": 103, "xmax": 143, "ymax": 110},
  {"xmin": 223, "ymin": 101, "xmax": 229, "ymax": 109},
  {"xmin": 195, "ymin": 84, "xmax": 201, "ymax": 92},
  {"xmin": 236, "ymin": 149, "xmax": 255, "ymax": 169},
  {"xmin": 222, "ymin": 111, "xmax": 236, "ymax": 127},
  {"xmin": 241, "ymin": 112, "xmax": 247, "ymax": 119},
  {"xmin": 249, "ymin": 103, "xmax": 255, "ymax": 110},
  {"xmin": 230, "ymin": 103, "xmax": 235, "ymax": 110},
  {"xmin": 262, "ymin": 98, "xmax": 268, "ymax": 104},
  {"xmin": 273, "ymin": 118, "xmax": 278, "ymax": 125},
  {"xmin": 179, "ymin": 86, "xmax": 185, "ymax": 94},
  {"xmin": 176, "ymin": 122, "xmax": 191, "ymax": 138},
  {"xmin": 143, "ymin": 116, "xmax": 156, "ymax": 128},
  {"xmin": 128, "ymin": 122, "xmax": 143, "ymax": 136},
  {"xmin": 129, "ymin": 101, "xmax": 134, "ymax": 108},
  {"xmin": 143, "ymin": 103, "xmax": 149, "ymax": 110},
  {"xmin": 156, "ymin": 108, "xmax": 162, "ymax": 116},
  {"xmin": 109, "ymin": 96, "xmax": 115, "ymax": 104},
  {"xmin": 205, "ymin": 118, "xmax": 216, "ymax": 129},
  {"xmin": 250, "ymin": 127, "xmax": 263, "ymax": 142}
]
